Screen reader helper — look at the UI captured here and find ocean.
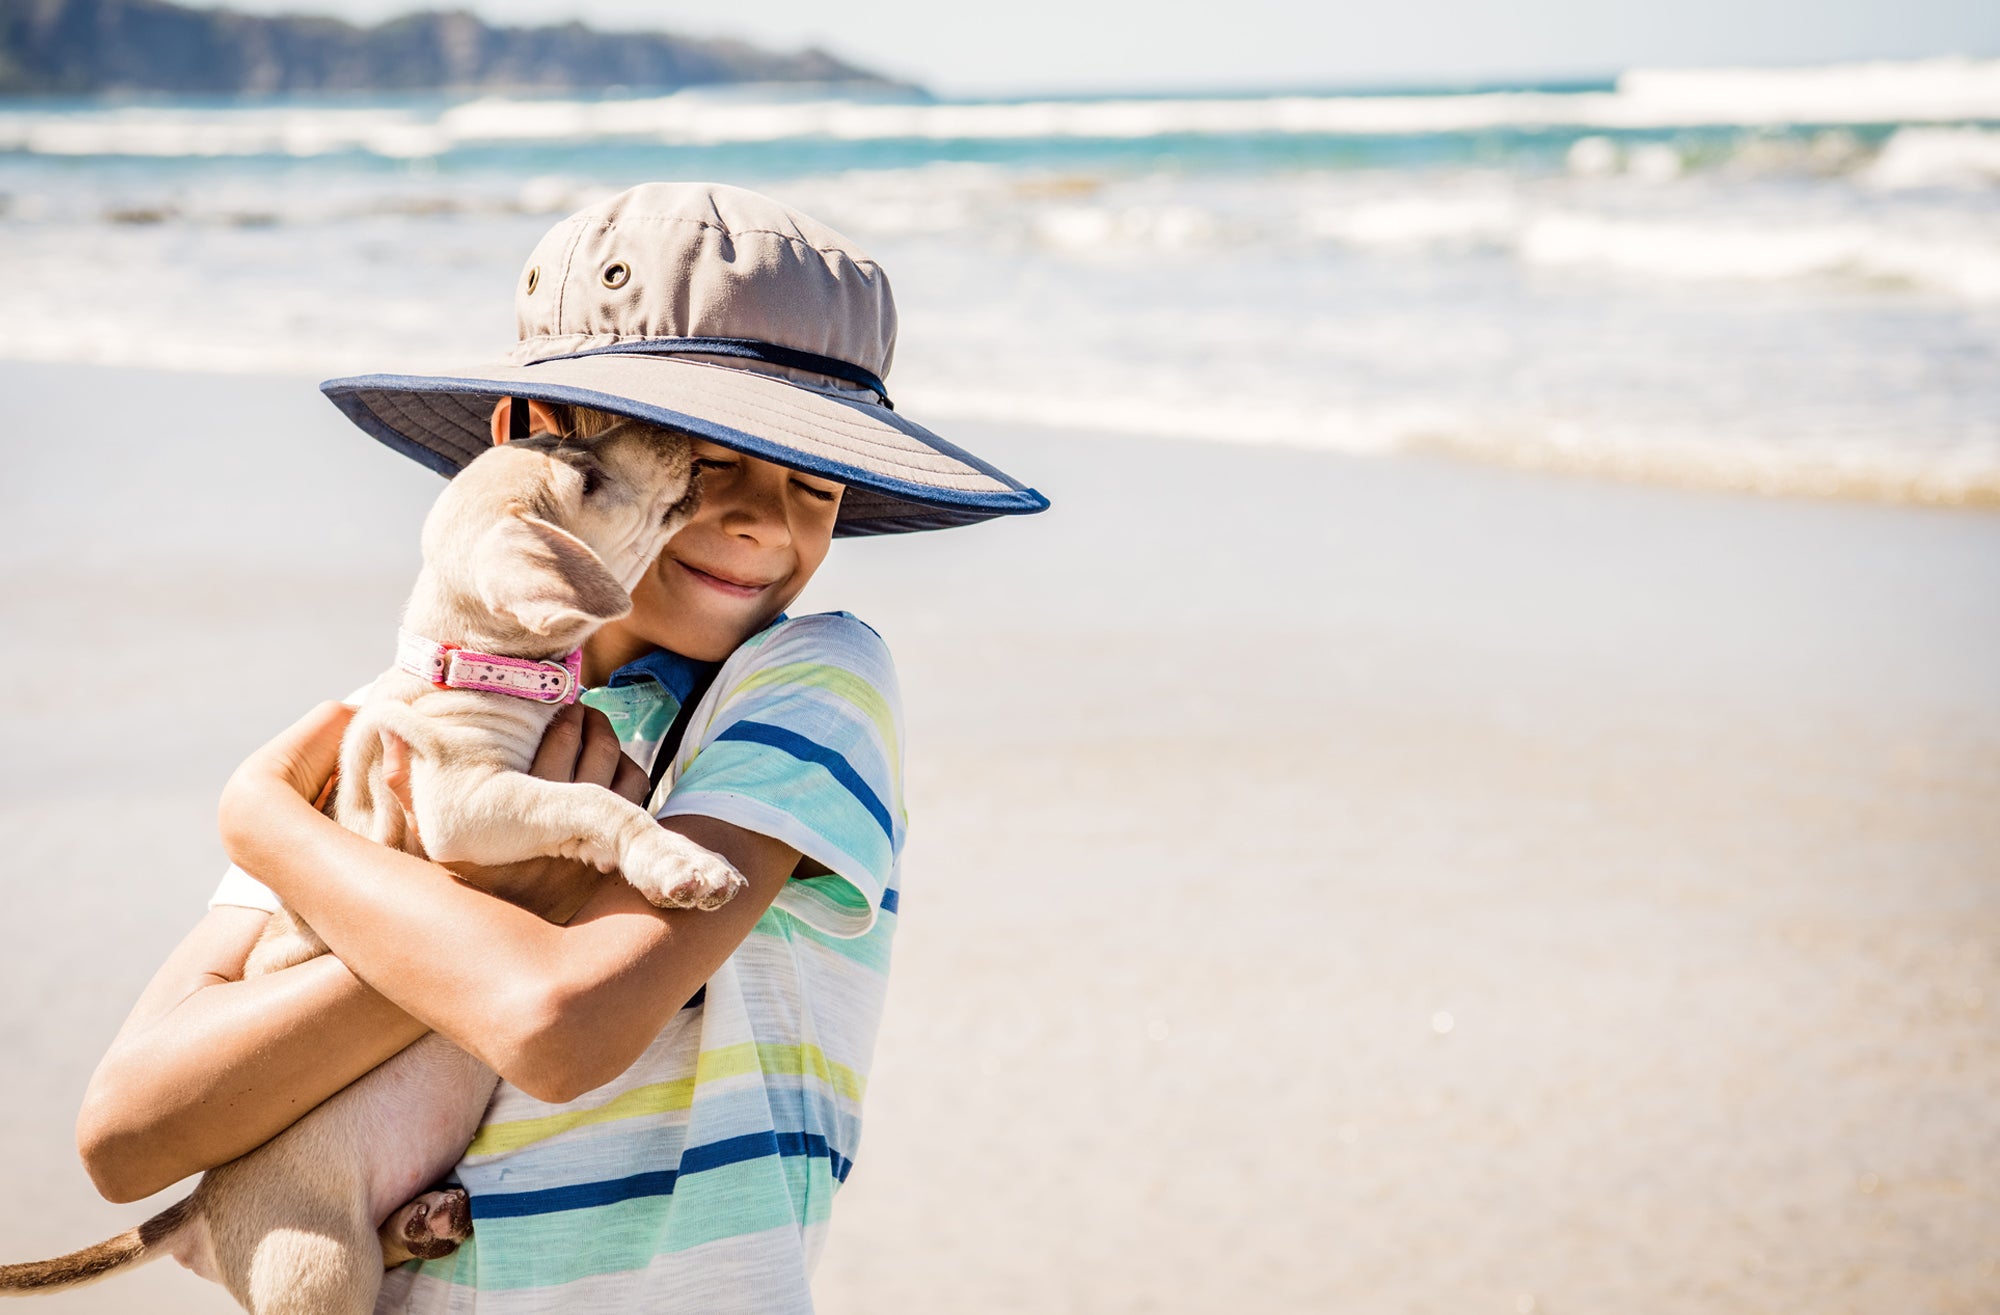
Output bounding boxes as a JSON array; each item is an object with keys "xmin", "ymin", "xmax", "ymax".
[{"xmin": 2, "ymin": 56, "xmax": 1998, "ymax": 503}]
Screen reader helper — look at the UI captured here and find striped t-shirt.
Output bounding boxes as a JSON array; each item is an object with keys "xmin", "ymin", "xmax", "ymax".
[{"xmin": 213, "ymin": 612, "xmax": 905, "ymax": 1313}]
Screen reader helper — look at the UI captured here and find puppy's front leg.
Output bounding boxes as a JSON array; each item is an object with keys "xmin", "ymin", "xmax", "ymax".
[{"xmin": 416, "ymin": 762, "xmax": 745, "ymax": 910}]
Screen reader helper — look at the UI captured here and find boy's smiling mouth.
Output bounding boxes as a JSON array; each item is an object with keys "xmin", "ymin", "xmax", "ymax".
[{"xmin": 673, "ymin": 558, "xmax": 775, "ymax": 597}]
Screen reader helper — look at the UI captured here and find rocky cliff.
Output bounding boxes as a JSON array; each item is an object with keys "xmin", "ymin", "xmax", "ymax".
[{"xmin": 0, "ymin": 0, "xmax": 901, "ymax": 95}]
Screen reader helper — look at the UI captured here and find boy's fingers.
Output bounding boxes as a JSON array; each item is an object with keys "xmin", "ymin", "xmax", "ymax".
[
  {"xmin": 611, "ymin": 755, "xmax": 650, "ymax": 806},
  {"xmin": 382, "ymin": 733, "xmax": 415, "ymax": 812},
  {"xmin": 380, "ymin": 731, "xmax": 424, "ymax": 847},
  {"xmin": 573, "ymin": 706, "xmax": 625, "ymax": 789},
  {"xmin": 259, "ymin": 700, "xmax": 355, "ymax": 801},
  {"xmin": 530, "ymin": 704, "xmax": 586, "ymax": 782}
]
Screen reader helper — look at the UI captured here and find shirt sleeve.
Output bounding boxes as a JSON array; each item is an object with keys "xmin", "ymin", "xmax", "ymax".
[
  {"xmin": 655, "ymin": 612, "xmax": 906, "ymax": 940},
  {"xmin": 209, "ymin": 864, "xmax": 282, "ymax": 913},
  {"xmin": 206, "ymin": 681, "xmax": 377, "ymax": 914}
]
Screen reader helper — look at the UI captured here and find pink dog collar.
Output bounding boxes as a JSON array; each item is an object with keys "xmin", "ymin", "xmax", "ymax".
[{"xmin": 396, "ymin": 630, "xmax": 583, "ymax": 705}]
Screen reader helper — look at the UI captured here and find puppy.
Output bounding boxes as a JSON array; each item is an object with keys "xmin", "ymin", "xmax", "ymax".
[{"xmin": 1, "ymin": 421, "xmax": 743, "ymax": 1313}]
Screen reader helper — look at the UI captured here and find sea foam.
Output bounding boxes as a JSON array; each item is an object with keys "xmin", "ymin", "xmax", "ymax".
[{"xmin": 1865, "ymin": 126, "xmax": 2000, "ymax": 189}]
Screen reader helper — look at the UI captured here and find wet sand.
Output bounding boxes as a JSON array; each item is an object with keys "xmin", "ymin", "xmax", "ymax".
[{"xmin": 2, "ymin": 363, "xmax": 1996, "ymax": 1313}]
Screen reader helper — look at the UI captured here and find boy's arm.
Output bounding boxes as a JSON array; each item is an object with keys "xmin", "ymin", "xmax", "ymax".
[
  {"xmin": 76, "ymin": 909, "xmax": 426, "ymax": 1203},
  {"xmin": 220, "ymin": 702, "xmax": 801, "ymax": 1106},
  {"xmin": 77, "ymin": 702, "xmax": 653, "ymax": 1202}
]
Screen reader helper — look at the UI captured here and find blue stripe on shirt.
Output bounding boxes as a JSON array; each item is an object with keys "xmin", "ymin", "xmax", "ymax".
[
  {"xmin": 471, "ymin": 1131, "xmax": 852, "ymax": 1220},
  {"xmin": 713, "ymin": 720, "xmax": 896, "ymax": 841}
]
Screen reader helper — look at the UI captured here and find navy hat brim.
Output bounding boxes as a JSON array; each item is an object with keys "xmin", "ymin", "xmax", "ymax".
[{"xmin": 321, "ymin": 352, "xmax": 1048, "ymax": 537}]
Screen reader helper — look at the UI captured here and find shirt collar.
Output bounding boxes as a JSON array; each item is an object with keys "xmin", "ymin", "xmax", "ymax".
[
  {"xmin": 604, "ymin": 646, "xmax": 718, "ymax": 706},
  {"xmin": 599, "ymin": 612, "xmax": 790, "ymax": 702}
]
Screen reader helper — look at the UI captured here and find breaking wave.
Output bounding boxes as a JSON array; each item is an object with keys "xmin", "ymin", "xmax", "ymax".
[
  {"xmin": 1515, "ymin": 211, "xmax": 2000, "ymax": 300},
  {"xmin": 1299, "ymin": 195, "xmax": 2000, "ymax": 301},
  {"xmin": 2, "ymin": 58, "xmax": 1997, "ymax": 159}
]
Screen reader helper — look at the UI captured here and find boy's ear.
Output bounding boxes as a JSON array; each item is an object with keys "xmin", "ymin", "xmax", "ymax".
[
  {"xmin": 471, "ymin": 512, "xmax": 631, "ymax": 635},
  {"xmin": 489, "ymin": 398, "xmax": 566, "ymax": 447}
]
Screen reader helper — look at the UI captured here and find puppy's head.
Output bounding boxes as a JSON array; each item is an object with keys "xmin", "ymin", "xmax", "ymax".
[{"xmin": 423, "ymin": 421, "xmax": 700, "ymax": 651}]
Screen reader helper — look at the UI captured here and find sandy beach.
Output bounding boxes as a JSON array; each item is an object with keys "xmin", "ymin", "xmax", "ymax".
[{"xmin": 2, "ymin": 361, "xmax": 1996, "ymax": 1313}]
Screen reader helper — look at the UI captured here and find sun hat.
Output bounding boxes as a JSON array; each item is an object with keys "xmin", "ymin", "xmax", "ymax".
[{"xmin": 320, "ymin": 181, "xmax": 1048, "ymax": 537}]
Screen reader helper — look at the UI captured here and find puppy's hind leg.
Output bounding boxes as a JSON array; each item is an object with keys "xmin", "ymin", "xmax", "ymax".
[
  {"xmin": 378, "ymin": 1187, "xmax": 472, "ymax": 1267},
  {"xmin": 234, "ymin": 1209, "xmax": 385, "ymax": 1315}
]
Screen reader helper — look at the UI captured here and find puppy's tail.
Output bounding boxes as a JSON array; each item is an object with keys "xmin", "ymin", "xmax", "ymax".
[{"xmin": 0, "ymin": 1194, "xmax": 193, "ymax": 1294}]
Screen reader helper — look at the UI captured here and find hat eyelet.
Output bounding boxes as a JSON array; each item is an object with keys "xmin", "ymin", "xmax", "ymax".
[
  {"xmin": 524, "ymin": 266, "xmax": 540, "ymax": 295},
  {"xmin": 600, "ymin": 261, "xmax": 631, "ymax": 290}
]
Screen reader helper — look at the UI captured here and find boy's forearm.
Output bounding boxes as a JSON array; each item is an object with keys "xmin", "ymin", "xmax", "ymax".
[
  {"xmin": 221, "ymin": 777, "xmax": 595, "ymax": 1073},
  {"xmin": 220, "ymin": 772, "xmax": 798, "ymax": 1104},
  {"xmin": 79, "ymin": 951, "xmax": 425, "ymax": 1203}
]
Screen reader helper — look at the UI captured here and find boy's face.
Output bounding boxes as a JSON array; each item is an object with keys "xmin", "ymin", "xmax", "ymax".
[{"xmin": 611, "ymin": 438, "xmax": 844, "ymax": 661}]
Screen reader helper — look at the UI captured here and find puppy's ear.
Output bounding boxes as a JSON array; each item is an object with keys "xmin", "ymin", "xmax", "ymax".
[{"xmin": 472, "ymin": 512, "xmax": 631, "ymax": 636}]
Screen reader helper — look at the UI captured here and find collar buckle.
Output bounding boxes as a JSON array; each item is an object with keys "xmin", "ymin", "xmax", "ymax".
[{"xmin": 517, "ymin": 655, "xmax": 580, "ymax": 705}]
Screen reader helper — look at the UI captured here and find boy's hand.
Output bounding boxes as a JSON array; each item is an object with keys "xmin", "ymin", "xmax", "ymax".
[
  {"xmin": 219, "ymin": 699, "xmax": 353, "ymax": 827},
  {"xmin": 382, "ymin": 703, "xmax": 651, "ymax": 925}
]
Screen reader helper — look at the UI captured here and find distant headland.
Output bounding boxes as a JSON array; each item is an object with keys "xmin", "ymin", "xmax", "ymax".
[{"xmin": 0, "ymin": 0, "xmax": 908, "ymax": 96}]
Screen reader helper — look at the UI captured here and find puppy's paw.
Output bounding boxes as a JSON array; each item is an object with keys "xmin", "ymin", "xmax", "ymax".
[
  {"xmin": 622, "ymin": 826, "xmax": 748, "ymax": 910},
  {"xmin": 379, "ymin": 1188, "xmax": 472, "ymax": 1266}
]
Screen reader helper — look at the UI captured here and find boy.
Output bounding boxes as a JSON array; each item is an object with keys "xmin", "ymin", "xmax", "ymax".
[{"xmin": 76, "ymin": 181, "xmax": 1045, "ymax": 1312}]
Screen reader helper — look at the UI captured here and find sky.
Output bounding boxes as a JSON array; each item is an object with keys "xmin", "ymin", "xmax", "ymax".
[{"xmin": 206, "ymin": 0, "xmax": 2000, "ymax": 95}]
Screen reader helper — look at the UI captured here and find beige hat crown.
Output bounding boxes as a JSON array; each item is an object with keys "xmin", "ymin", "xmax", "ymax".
[
  {"xmin": 320, "ymin": 181, "xmax": 1045, "ymax": 537},
  {"xmin": 509, "ymin": 183, "xmax": 897, "ymax": 391}
]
